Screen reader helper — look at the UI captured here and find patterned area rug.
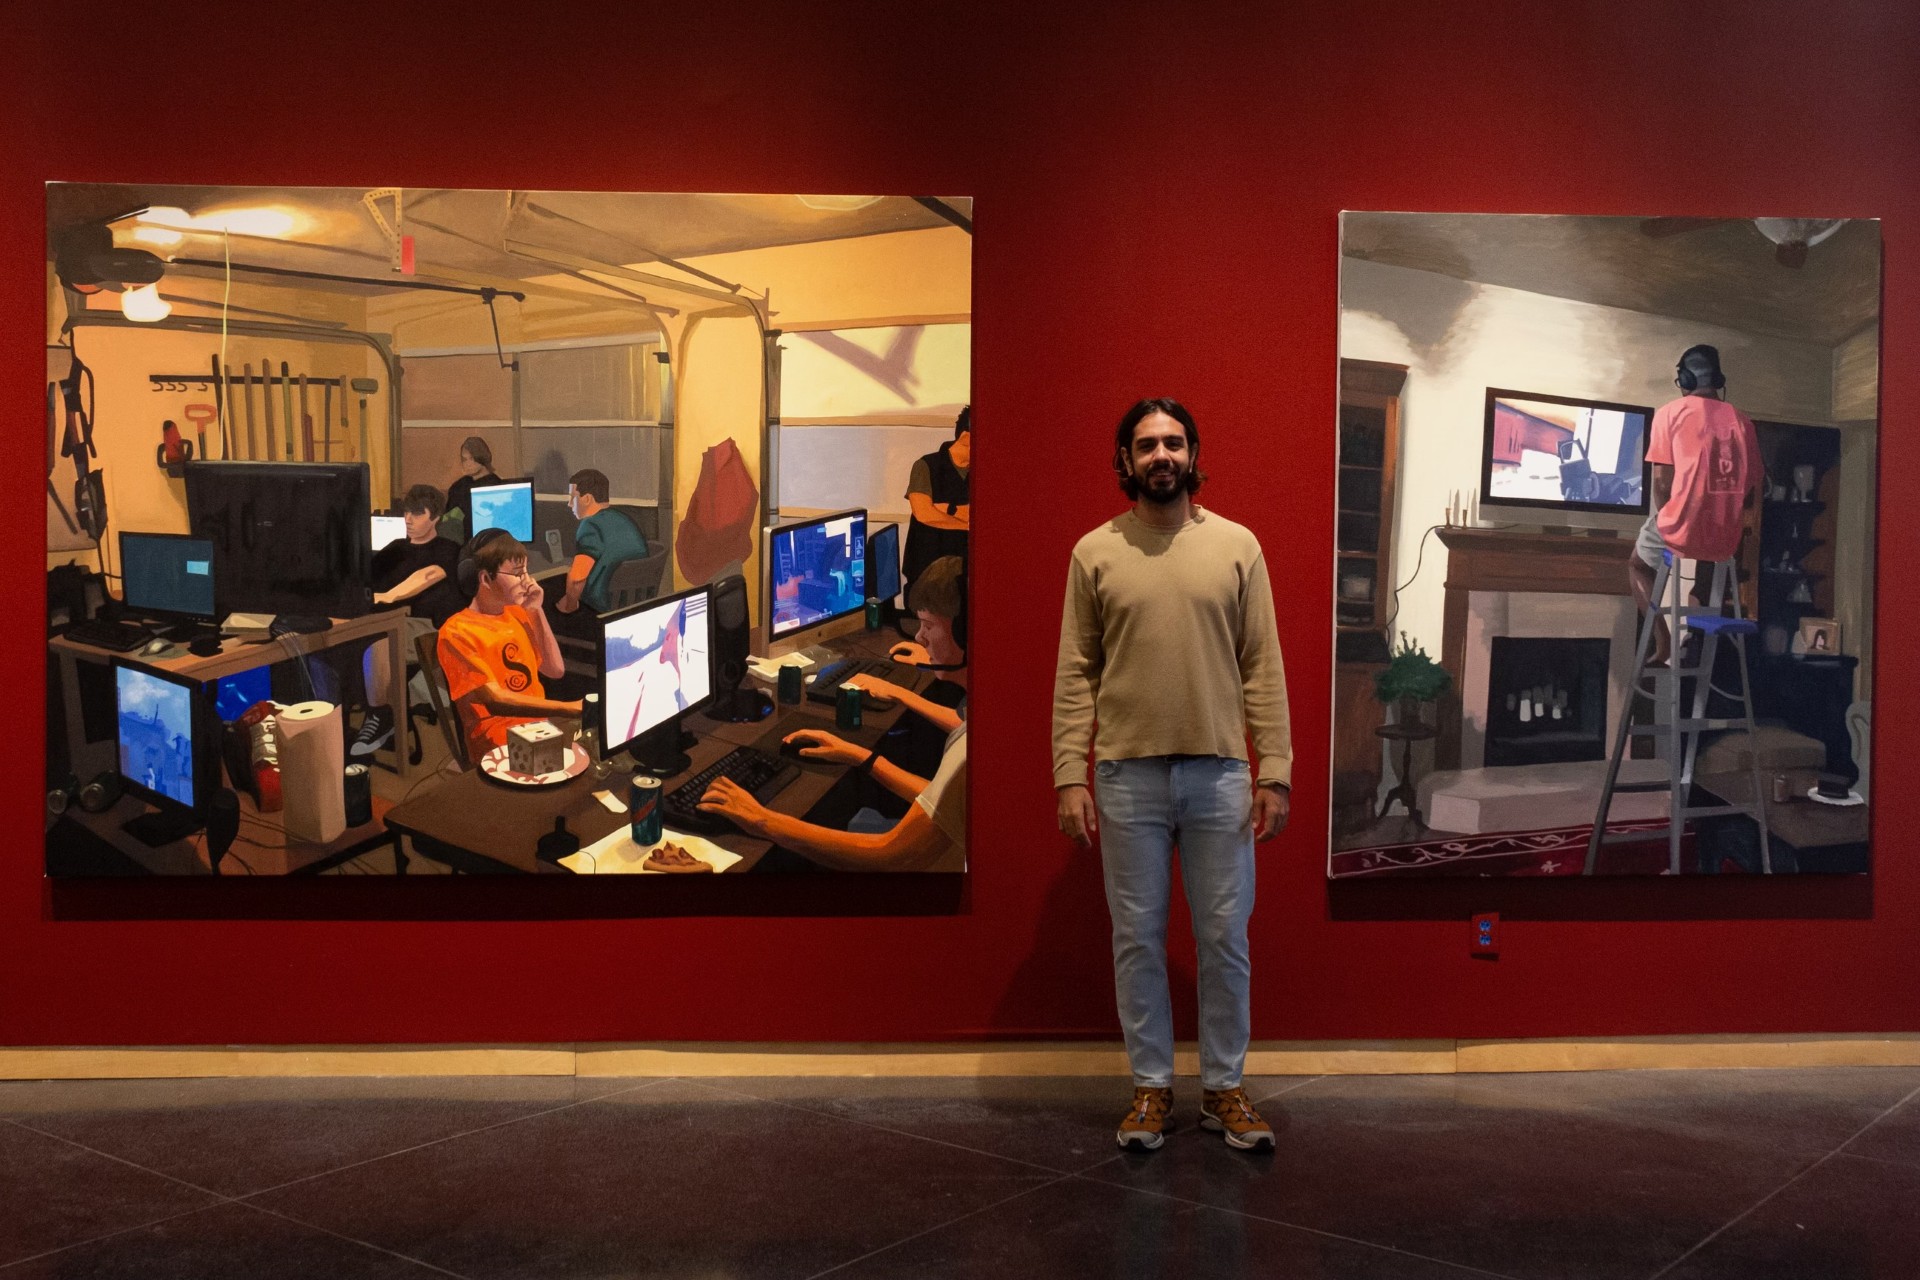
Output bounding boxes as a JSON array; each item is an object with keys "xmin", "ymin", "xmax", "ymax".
[{"xmin": 1330, "ymin": 819, "xmax": 1693, "ymax": 878}]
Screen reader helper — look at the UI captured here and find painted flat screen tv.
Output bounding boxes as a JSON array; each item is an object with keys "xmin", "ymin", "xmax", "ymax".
[{"xmin": 1480, "ymin": 389, "xmax": 1653, "ymax": 516}]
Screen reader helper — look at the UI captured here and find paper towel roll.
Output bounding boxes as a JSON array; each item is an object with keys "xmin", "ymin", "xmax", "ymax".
[{"xmin": 278, "ymin": 700, "xmax": 345, "ymax": 843}]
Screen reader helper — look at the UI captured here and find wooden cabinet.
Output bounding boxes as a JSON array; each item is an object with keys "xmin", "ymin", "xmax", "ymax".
[{"xmin": 1332, "ymin": 360, "xmax": 1407, "ymax": 831}]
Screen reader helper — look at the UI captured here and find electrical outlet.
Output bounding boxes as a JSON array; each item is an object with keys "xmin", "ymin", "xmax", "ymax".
[{"xmin": 1471, "ymin": 911, "xmax": 1499, "ymax": 959}]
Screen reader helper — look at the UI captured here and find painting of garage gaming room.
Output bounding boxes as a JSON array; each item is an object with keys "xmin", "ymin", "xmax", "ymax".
[
  {"xmin": 1330, "ymin": 212, "xmax": 1878, "ymax": 877},
  {"xmin": 44, "ymin": 185, "xmax": 972, "ymax": 876}
]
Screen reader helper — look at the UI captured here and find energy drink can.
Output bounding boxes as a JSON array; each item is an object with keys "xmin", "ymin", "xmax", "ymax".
[
  {"xmin": 343, "ymin": 763, "xmax": 372, "ymax": 827},
  {"xmin": 777, "ymin": 663, "xmax": 804, "ymax": 705},
  {"xmin": 630, "ymin": 775, "xmax": 663, "ymax": 845},
  {"xmin": 836, "ymin": 682, "xmax": 864, "ymax": 730},
  {"xmin": 864, "ymin": 598, "xmax": 883, "ymax": 630}
]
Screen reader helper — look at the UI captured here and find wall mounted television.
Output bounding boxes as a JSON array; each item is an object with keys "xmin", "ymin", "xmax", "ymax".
[{"xmin": 1479, "ymin": 389, "xmax": 1653, "ymax": 516}]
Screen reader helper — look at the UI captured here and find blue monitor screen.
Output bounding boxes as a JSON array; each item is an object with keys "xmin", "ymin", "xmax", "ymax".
[
  {"xmin": 121, "ymin": 533, "xmax": 215, "ymax": 620},
  {"xmin": 469, "ymin": 480, "xmax": 534, "ymax": 542},
  {"xmin": 870, "ymin": 522, "xmax": 901, "ymax": 603},
  {"xmin": 770, "ymin": 511, "xmax": 867, "ymax": 639},
  {"xmin": 116, "ymin": 665, "xmax": 197, "ymax": 809}
]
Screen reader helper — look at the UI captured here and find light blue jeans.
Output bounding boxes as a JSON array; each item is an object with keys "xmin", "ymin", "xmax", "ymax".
[{"xmin": 1094, "ymin": 755, "xmax": 1256, "ymax": 1091}]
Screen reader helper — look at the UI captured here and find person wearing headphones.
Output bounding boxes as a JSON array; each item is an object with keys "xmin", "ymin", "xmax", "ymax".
[
  {"xmin": 436, "ymin": 529, "xmax": 582, "ymax": 763},
  {"xmin": 1629, "ymin": 345, "xmax": 1764, "ymax": 667},
  {"xmin": 1052, "ymin": 397, "xmax": 1292, "ymax": 1154}
]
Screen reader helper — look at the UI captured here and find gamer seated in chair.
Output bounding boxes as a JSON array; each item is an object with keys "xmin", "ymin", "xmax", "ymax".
[
  {"xmin": 438, "ymin": 529, "xmax": 583, "ymax": 764},
  {"xmin": 352, "ymin": 484, "xmax": 466, "ymax": 759},
  {"xmin": 546, "ymin": 467, "xmax": 648, "ymax": 637},
  {"xmin": 874, "ymin": 554, "xmax": 969, "ymax": 707},
  {"xmin": 697, "ymin": 560, "xmax": 970, "ymax": 872},
  {"xmin": 699, "ymin": 716, "xmax": 967, "ymax": 873}
]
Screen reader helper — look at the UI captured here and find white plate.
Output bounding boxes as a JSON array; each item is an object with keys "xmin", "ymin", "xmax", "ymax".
[
  {"xmin": 1805, "ymin": 785, "xmax": 1865, "ymax": 807},
  {"xmin": 561, "ymin": 828, "xmax": 744, "ymax": 874},
  {"xmin": 478, "ymin": 741, "xmax": 589, "ymax": 788}
]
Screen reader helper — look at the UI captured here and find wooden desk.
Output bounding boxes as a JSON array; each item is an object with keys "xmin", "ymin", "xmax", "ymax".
[
  {"xmin": 50, "ymin": 789, "xmax": 398, "ymax": 877},
  {"xmin": 50, "ymin": 609, "xmax": 414, "ymax": 783},
  {"xmin": 383, "ymin": 654, "xmax": 934, "ymax": 874}
]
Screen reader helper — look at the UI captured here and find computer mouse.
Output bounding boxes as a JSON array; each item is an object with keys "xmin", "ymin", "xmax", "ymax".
[
  {"xmin": 140, "ymin": 638, "xmax": 170, "ymax": 657},
  {"xmin": 779, "ymin": 737, "xmax": 812, "ymax": 760}
]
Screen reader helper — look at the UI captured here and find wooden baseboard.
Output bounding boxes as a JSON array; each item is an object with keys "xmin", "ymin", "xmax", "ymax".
[{"xmin": 3, "ymin": 1035, "xmax": 1917, "ymax": 1080}]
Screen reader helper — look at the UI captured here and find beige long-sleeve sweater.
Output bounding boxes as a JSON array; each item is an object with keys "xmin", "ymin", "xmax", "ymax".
[{"xmin": 1052, "ymin": 507, "xmax": 1293, "ymax": 789}]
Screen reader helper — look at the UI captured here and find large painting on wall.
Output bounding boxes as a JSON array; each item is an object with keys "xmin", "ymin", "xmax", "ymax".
[
  {"xmin": 1329, "ymin": 212, "xmax": 1878, "ymax": 877},
  {"xmin": 44, "ymin": 185, "xmax": 972, "ymax": 876}
]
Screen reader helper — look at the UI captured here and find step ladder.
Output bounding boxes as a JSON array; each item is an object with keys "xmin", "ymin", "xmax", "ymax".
[{"xmin": 1586, "ymin": 551, "xmax": 1772, "ymax": 875}]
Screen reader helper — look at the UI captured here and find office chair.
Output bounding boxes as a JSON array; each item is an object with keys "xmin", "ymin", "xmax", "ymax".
[
  {"xmin": 413, "ymin": 630, "xmax": 471, "ymax": 772},
  {"xmin": 556, "ymin": 550, "xmax": 672, "ymax": 679}
]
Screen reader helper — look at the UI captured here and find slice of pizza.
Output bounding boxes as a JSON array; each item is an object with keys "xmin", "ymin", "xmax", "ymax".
[{"xmin": 644, "ymin": 841, "xmax": 714, "ymax": 874}]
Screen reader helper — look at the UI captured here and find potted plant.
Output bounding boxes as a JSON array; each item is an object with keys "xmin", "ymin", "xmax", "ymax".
[{"xmin": 1373, "ymin": 632, "xmax": 1450, "ymax": 729}]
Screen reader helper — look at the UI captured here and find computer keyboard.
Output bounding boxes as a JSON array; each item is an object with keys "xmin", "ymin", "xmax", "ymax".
[
  {"xmin": 64, "ymin": 618, "xmax": 153, "ymax": 652},
  {"xmin": 662, "ymin": 746, "xmax": 800, "ymax": 834},
  {"xmin": 805, "ymin": 657, "xmax": 899, "ymax": 705}
]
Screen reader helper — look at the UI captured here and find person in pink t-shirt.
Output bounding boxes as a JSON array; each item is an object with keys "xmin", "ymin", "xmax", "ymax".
[{"xmin": 1629, "ymin": 344, "xmax": 1765, "ymax": 666}]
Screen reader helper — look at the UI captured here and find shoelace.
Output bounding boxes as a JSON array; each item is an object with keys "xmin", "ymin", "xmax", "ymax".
[
  {"xmin": 1211, "ymin": 1091, "xmax": 1258, "ymax": 1124},
  {"xmin": 1130, "ymin": 1092, "xmax": 1167, "ymax": 1123}
]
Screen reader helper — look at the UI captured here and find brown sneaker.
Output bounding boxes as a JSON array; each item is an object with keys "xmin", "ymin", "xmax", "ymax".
[
  {"xmin": 1201, "ymin": 1086, "xmax": 1274, "ymax": 1150},
  {"xmin": 1116, "ymin": 1086, "xmax": 1172, "ymax": 1150}
]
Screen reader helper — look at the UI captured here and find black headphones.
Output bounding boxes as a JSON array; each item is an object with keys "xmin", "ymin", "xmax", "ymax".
[
  {"xmin": 456, "ymin": 527, "xmax": 512, "ymax": 598},
  {"xmin": 1676, "ymin": 344, "xmax": 1722, "ymax": 393}
]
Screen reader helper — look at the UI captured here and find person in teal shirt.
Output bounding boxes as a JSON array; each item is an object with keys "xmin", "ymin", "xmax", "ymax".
[{"xmin": 551, "ymin": 468, "xmax": 648, "ymax": 623}]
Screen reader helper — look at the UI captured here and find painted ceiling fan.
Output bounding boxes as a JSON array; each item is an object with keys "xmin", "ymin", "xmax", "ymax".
[{"xmin": 1638, "ymin": 217, "xmax": 1847, "ymax": 268}]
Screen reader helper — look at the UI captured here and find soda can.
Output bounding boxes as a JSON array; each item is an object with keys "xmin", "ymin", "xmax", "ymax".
[
  {"xmin": 343, "ymin": 763, "xmax": 372, "ymax": 827},
  {"xmin": 630, "ymin": 775, "xmax": 664, "ymax": 845},
  {"xmin": 836, "ymin": 682, "xmax": 864, "ymax": 730},
  {"xmin": 777, "ymin": 663, "xmax": 803, "ymax": 705},
  {"xmin": 864, "ymin": 598, "xmax": 883, "ymax": 631}
]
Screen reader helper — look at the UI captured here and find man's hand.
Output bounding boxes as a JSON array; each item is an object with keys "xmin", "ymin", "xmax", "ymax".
[
  {"xmin": 554, "ymin": 593, "xmax": 579, "ymax": 614},
  {"xmin": 1057, "ymin": 784, "xmax": 1098, "ymax": 848},
  {"xmin": 890, "ymin": 641, "xmax": 932, "ymax": 666},
  {"xmin": 697, "ymin": 776, "xmax": 770, "ymax": 835},
  {"xmin": 847, "ymin": 673, "xmax": 907, "ymax": 703},
  {"xmin": 516, "ymin": 575, "xmax": 546, "ymax": 613},
  {"xmin": 1253, "ymin": 784, "xmax": 1290, "ymax": 842},
  {"xmin": 783, "ymin": 728, "xmax": 864, "ymax": 766}
]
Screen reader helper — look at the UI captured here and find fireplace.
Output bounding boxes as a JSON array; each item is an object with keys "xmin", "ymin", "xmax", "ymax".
[{"xmin": 1484, "ymin": 636, "xmax": 1609, "ymax": 766}]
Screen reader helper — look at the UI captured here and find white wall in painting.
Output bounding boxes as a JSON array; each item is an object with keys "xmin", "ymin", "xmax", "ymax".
[{"xmin": 1339, "ymin": 257, "xmax": 1837, "ymax": 671}]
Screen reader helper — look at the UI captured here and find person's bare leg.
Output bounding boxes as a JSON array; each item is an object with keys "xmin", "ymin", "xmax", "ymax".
[
  {"xmin": 1628, "ymin": 558, "xmax": 1670, "ymax": 666},
  {"xmin": 364, "ymin": 642, "xmax": 393, "ymax": 707}
]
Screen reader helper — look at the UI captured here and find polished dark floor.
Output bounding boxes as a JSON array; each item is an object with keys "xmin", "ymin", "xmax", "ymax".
[{"xmin": 2, "ymin": 1068, "xmax": 1917, "ymax": 1278}]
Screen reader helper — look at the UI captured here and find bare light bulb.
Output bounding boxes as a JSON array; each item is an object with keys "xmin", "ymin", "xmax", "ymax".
[{"xmin": 121, "ymin": 283, "xmax": 171, "ymax": 323}]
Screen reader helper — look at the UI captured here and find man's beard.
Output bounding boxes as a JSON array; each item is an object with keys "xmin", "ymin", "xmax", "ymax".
[{"xmin": 1138, "ymin": 462, "xmax": 1186, "ymax": 504}]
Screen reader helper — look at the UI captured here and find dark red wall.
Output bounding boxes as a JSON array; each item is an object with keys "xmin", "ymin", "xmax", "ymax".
[{"xmin": 7, "ymin": 1, "xmax": 1917, "ymax": 1046}]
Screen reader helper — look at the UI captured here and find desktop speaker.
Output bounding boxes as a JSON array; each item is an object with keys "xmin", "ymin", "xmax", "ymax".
[
  {"xmin": 47, "ymin": 771, "xmax": 123, "ymax": 817},
  {"xmin": 708, "ymin": 573, "xmax": 772, "ymax": 722}
]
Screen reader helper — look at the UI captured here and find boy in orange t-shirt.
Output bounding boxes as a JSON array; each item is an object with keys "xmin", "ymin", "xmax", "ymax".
[{"xmin": 437, "ymin": 531, "xmax": 582, "ymax": 762}]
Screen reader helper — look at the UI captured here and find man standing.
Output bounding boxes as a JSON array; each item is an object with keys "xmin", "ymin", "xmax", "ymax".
[
  {"xmin": 1628, "ymin": 345, "xmax": 1763, "ymax": 666},
  {"xmin": 1053, "ymin": 397, "xmax": 1292, "ymax": 1152},
  {"xmin": 902, "ymin": 405, "xmax": 971, "ymax": 602}
]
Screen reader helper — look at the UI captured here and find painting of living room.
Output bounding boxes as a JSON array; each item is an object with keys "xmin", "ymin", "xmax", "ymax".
[{"xmin": 1330, "ymin": 212, "xmax": 1878, "ymax": 878}]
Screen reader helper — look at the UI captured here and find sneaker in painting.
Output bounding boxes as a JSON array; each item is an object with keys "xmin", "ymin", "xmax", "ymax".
[
  {"xmin": 1116, "ymin": 1086, "xmax": 1172, "ymax": 1151},
  {"xmin": 1200, "ymin": 1086, "xmax": 1274, "ymax": 1150},
  {"xmin": 350, "ymin": 708, "xmax": 394, "ymax": 759}
]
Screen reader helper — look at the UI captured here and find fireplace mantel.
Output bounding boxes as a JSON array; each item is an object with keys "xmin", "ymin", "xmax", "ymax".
[{"xmin": 1435, "ymin": 527, "xmax": 1636, "ymax": 769}]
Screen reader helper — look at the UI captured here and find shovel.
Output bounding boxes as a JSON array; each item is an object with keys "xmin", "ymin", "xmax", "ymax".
[
  {"xmin": 259, "ymin": 363, "xmax": 275, "ymax": 459},
  {"xmin": 211, "ymin": 355, "xmax": 229, "ymax": 458},
  {"xmin": 339, "ymin": 377, "xmax": 352, "ymax": 460},
  {"xmin": 351, "ymin": 377, "xmax": 379, "ymax": 468},
  {"xmin": 279, "ymin": 362, "xmax": 295, "ymax": 459},
  {"xmin": 321, "ymin": 380, "xmax": 333, "ymax": 462},
  {"xmin": 242, "ymin": 362, "xmax": 258, "ymax": 459},
  {"xmin": 297, "ymin": 373, "xmax": 312, "ymax": 462}
]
